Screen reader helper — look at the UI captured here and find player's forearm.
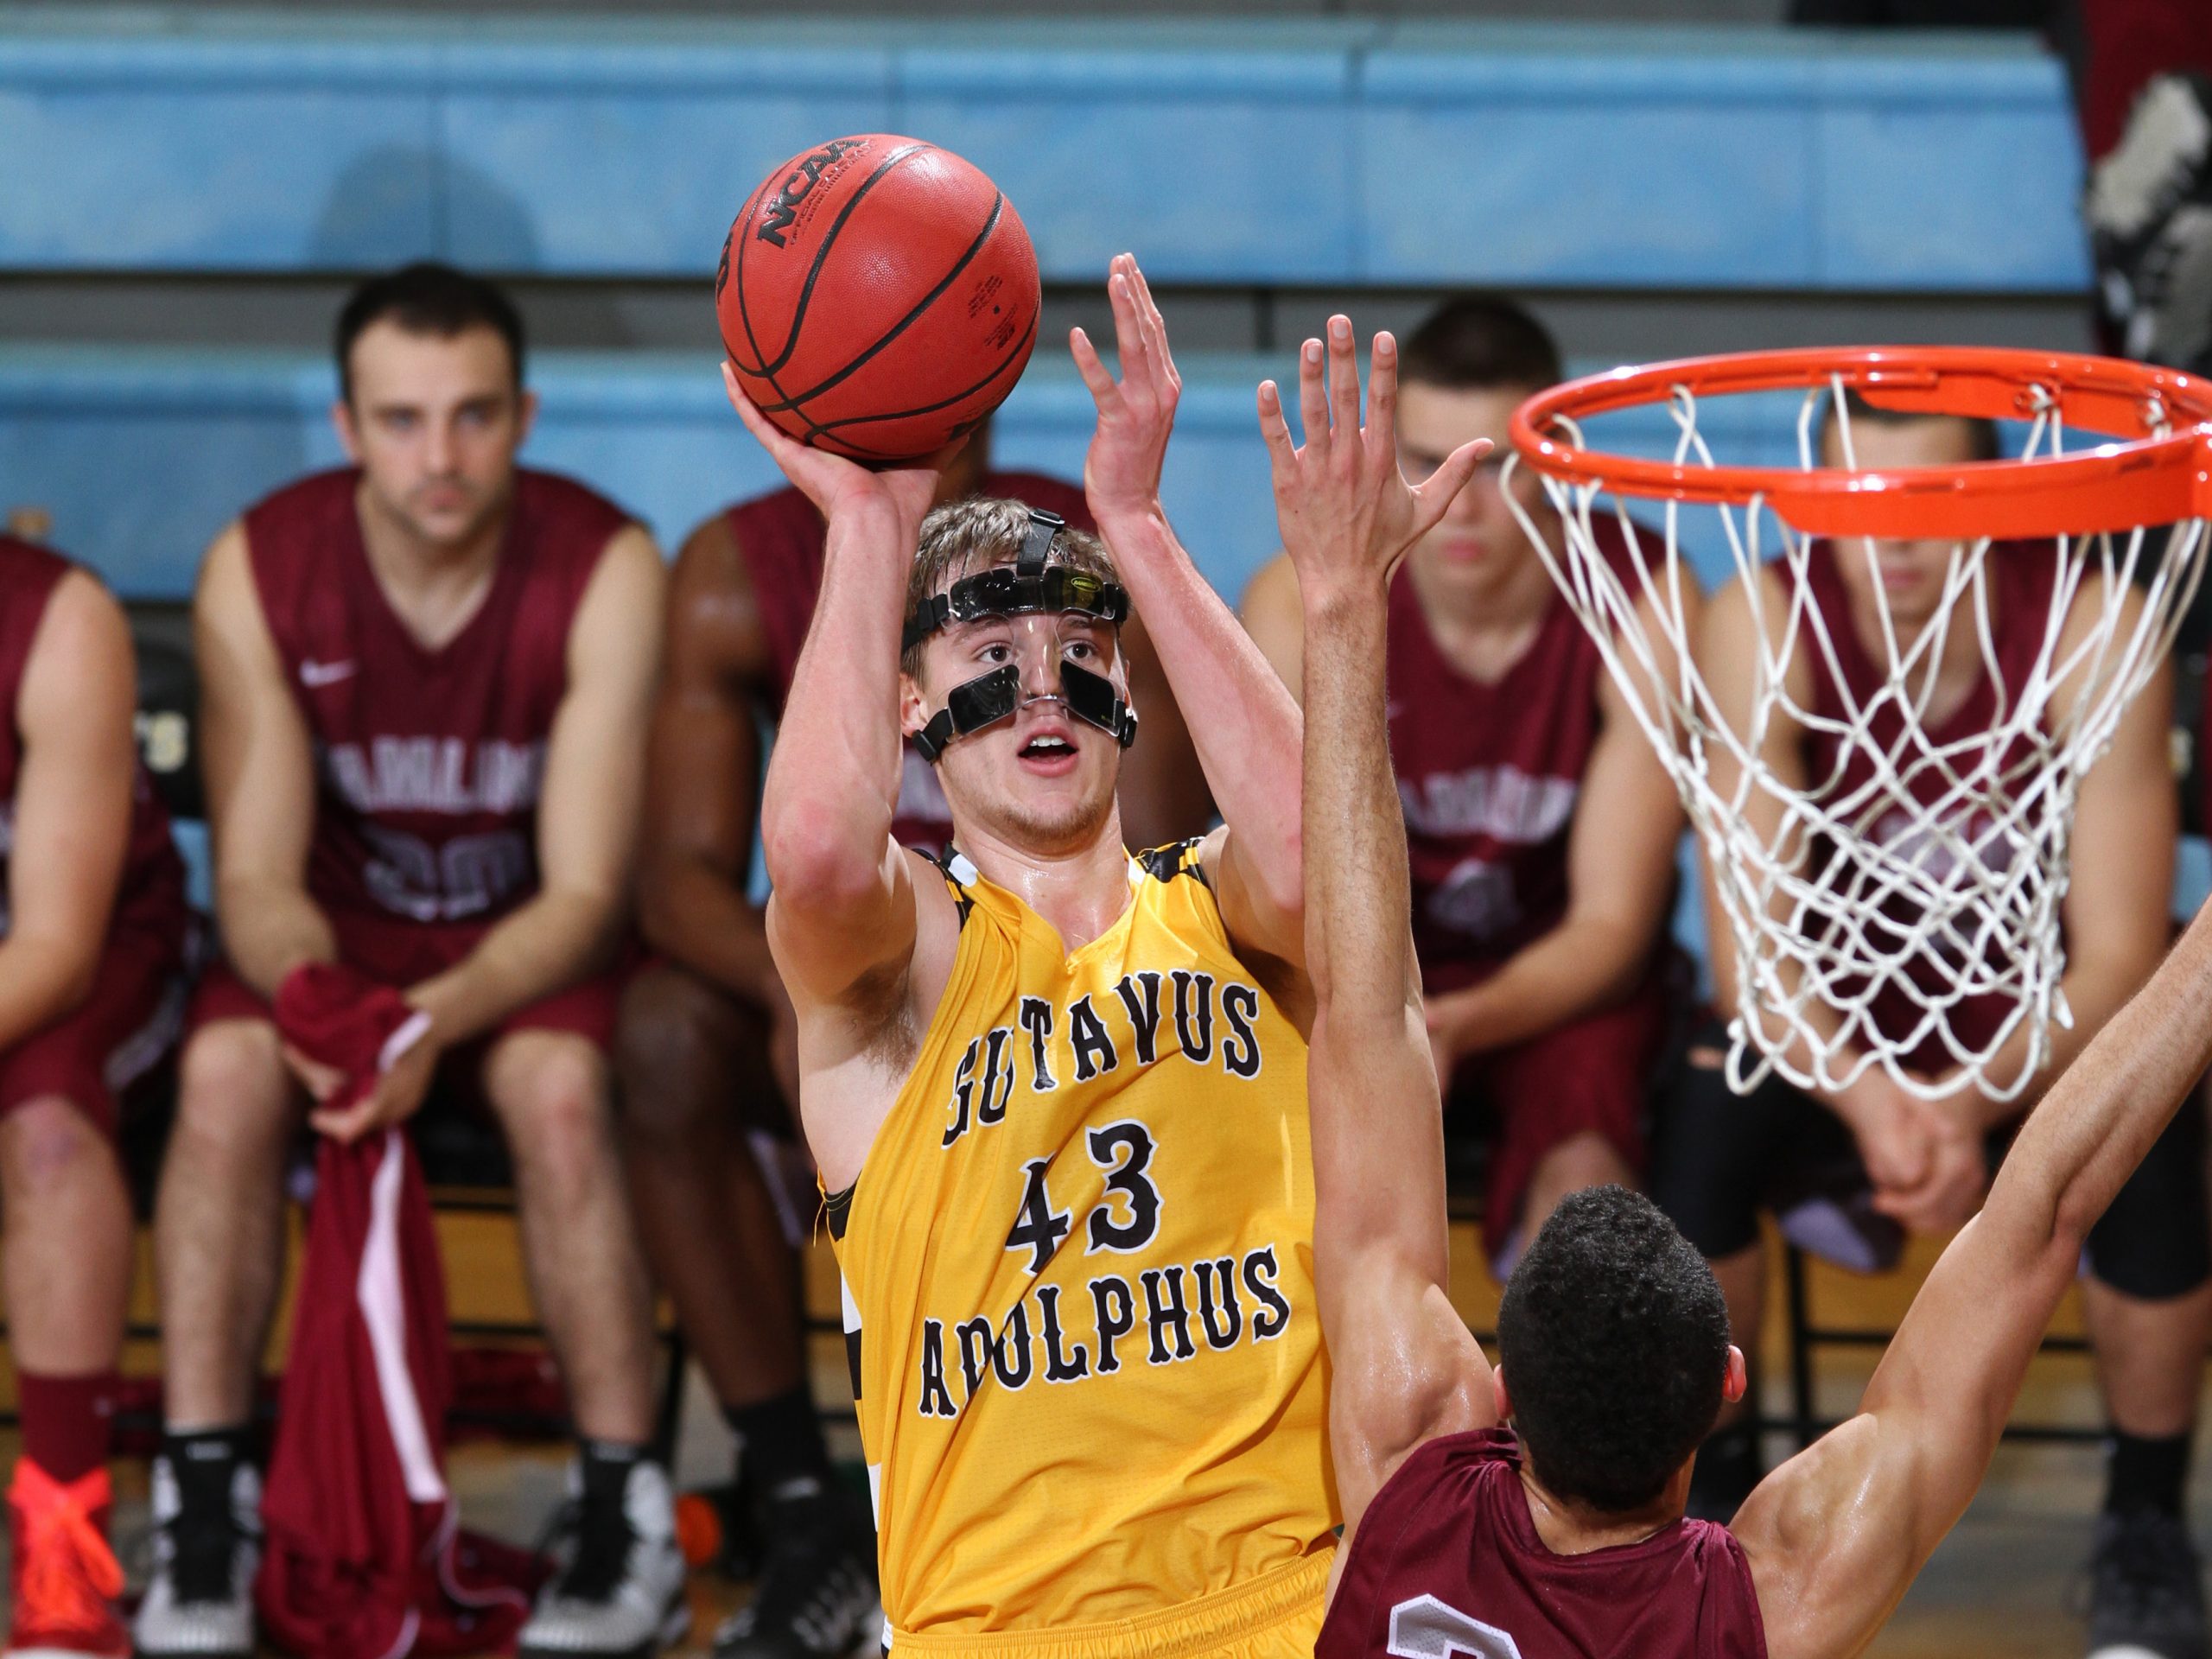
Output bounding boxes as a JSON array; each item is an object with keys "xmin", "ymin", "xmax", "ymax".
[
  {"xmin": 1437, "ymin": 914, "xmax": 1655, "ymax": 1055},
  {"xmin": 1301, "ymin": 573, "xmax": 1452, "ymax": 1312},
  {"xmin": 759, "ymin": 502, "xmax": 911, "ymax": 900},
  {"xmin": 1298, "ymin": 574, "xmax": 1414, "ymax": 1023},
  {"xmin": 0, "ymin": 931, "xmax": 108, "ymax": 1054},
  {"xmin": 216, "ymin": 879, "xmax": 338, "ymax": 1001},
  {"xmin": 406, "ymin": 887, "xmax": 620, "ymax": 1047},
  {"xmin": 1995, "ymin": 905, "xmax": 2212, "ymax": 1252},
  {"xmin": 1949, "ymin": 942, "xmax": 2166, "ymax": 1127},
  {"xmin": 638, "ymin": 852, "xmax": 781, "ymax": 1008},
  {"xmin": 1100, "ymin": 507, "xmax": 1303, "ymax": 911}
]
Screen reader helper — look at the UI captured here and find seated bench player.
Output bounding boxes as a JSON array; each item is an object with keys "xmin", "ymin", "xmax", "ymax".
[
  {"xmin": 132, "ymin": 264, "xmax": 683, "ymax": 1659},
  {"xmin": 1243, "ymin": 296, "xmax": 1690, "ymax": 1272},
  {"xmin": 0, "ymin": 532, "xmax": 190, "ymax": 1659},
  {"xmin": 613, "ymin": 417, "xmax": 1210, "ymax": 1657},
  {"xmin": 1649, "ymin": 397, "xmax": 2212, "ymax": 1658},
  {"xmin": 1273, "ymin": 305, "xmax": 2212, "ymax": 1659}
]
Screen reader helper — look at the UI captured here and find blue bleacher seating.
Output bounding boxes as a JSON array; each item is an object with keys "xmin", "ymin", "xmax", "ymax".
[
  {"xmin": 0, "ymin": 10, "xmax": 2088, "ymax": 292},
  {"xmin": 0, "ymin": 344, "xmax": 1828, "ymax": 607}
]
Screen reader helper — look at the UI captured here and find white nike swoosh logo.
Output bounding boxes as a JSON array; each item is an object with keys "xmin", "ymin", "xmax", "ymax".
[{"xmin": 299, "ymin": 659, "xmax": 357, "ymax": 687}]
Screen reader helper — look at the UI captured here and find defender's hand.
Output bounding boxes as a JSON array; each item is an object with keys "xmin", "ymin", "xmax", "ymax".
[
  {"xmin": 1071, "ymin": 253, "xmax": 1181, "ymax": 524},
  {"xmin": 721, "ymin": 365, "xmax": 953, "ymax": 530},
  {"xmin": 1258, "ymin": 318, "xmax": 1487, "ymax": 602}
]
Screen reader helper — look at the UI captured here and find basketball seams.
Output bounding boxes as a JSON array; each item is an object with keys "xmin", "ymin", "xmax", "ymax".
[
  {"xmin": 766, "ymin": 141, "xmax": 935, "ymax": 382},
  {"xmin": 804, "ymin": 312, "xmax": 1039, "ymax": 460},
  {"xmin": 729, "ymin": 171, "xmax": 786, "ymax": 404},
  {"xmin": 756, "ymin": 192, "xmax": 1009, "ymax": 416}
]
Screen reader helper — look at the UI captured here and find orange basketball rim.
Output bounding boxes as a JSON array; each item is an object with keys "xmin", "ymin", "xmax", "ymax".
[{"xmin": 1510, "ymin": 346, "xmax": 2212, "ymax": 541}]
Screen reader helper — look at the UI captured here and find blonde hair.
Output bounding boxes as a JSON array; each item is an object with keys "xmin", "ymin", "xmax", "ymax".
[{"xmin": 901, "ymin": 498, "xmax": 1122, "ymax": 678}]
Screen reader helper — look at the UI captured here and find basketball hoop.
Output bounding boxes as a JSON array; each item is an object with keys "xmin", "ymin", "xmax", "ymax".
[{"xmin": 1506, "ymin": 346, "xmax": 2212, "ymax": 1103}]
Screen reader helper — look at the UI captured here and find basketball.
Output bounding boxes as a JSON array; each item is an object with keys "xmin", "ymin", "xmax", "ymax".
[{"xmin": 715, "ymin": 134, "xmax": 1041, "ymax": 461}]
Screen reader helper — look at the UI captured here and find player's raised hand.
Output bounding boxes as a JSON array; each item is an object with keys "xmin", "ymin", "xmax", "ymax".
[
  {"xmin": 721, "ymin": 362, "xmax": 952, "ymax": 529},
  {"xmin": 1259, "ymin": 319, "xmax": 1487, "ymax": 600},
  {"xmin": 1071, "ymin": 252, "xmax": 1182, "ymax": 524}
]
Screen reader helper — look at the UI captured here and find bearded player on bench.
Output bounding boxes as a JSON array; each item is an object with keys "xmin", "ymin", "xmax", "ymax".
[{"xmin": 1272, "ymin": 319, "xmax": 2212, "ymax": 1659}]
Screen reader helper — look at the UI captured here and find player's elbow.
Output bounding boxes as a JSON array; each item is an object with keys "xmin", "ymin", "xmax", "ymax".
[
  {"xmin": 761, "ymin": 810, "xmax": 882, "ymax": 921},
  {"xmin": 8, "ymin": 928, "xmax": 101, "ymax": 1025},
  {"xmin": 2049, "ymin": 1176, "xmax": 2107, "ymax": 1263},
  {"xmin": 1250, "ymin": 824, "xmax": 1305, "ymax": 926},
  {"xmin": 49, "ymin": 943, "xmax": 101, "ymax": 1020}
]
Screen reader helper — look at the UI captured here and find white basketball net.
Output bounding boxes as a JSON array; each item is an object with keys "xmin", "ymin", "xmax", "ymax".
[{"xmin": 1508, "ymin": 378, "xmax": 2209, "ymax": 1102}]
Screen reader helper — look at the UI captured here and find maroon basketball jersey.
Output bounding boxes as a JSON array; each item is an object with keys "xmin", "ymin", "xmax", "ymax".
[
  {"xmin": 2078, "ymin": 0, "xmax": 2210, "ymax": 158},
  {"xmin": 728, "ymin": 472, "xmax": 1093, "ymax": 856},
  {"xmin": 1318, "ymin": 1430, "xmax": 1766, "ymax": 1659},
  {"xmin": 0, "ymin": 537, "xmax": 186, "ymax": 939},
  {"xmin": 242, "ymin": 468, "xmax": 628, "ymax": 926},
  {"xmin": 1392, "ymin": 518, "xmax": 1645, "ymax": 995},
  {"xmin": 1801, "ymin": 539, "xmax": 2061, "ymax": 1065}
]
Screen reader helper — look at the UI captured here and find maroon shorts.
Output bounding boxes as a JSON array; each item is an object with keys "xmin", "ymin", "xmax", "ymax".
[
  {"xmin": 0, "ymin": 917, "xmax": 191, "ymax": 1135},
  {"xmin": 189, "ymin": 907, "xmax": 619, "ymax": 1096},
  {"xmin": 1445, "ymin": 970, "xmax": 1672, "ymax": 1271}
]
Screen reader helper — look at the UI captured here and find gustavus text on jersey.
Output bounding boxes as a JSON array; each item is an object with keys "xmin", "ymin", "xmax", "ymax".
[{"xmin": 941, "ymin": 969, "xmax": 1268, "ymax": 1148}]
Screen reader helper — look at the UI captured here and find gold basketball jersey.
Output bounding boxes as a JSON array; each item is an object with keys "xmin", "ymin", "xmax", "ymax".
[{"xmin": 825, "ymin": 842, "xmax": 1337, "ymax": 1646}]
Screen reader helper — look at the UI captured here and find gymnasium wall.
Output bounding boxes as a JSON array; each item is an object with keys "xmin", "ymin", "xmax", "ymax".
[{"xmin": 0, "ymin": 6, "xmax": 2093, "ymax": 609}]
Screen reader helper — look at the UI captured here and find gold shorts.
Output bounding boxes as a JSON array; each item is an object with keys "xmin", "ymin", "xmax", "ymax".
[{"xmin": 888, "ymin": 1549, "xmax": 1333, "ymax": 1659}]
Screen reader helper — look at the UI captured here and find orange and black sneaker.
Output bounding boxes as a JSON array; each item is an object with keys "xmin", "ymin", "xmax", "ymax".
[{"xmin": 4, "ymin": 1459, "xmax": 127, "ymax": 1659}]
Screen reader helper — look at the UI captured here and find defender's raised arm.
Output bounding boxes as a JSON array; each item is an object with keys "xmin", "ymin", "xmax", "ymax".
[
  {"xmin": 1265, "ymin": 319, "xmax": 1491, "ymax": 1537},
  {"xmin": 1737, "ymin": 898, "xmax": 2212, "ymax": 1659}
]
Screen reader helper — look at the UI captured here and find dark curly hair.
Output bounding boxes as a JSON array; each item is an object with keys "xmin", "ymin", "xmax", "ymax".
[{"xmin": 1497, "ymin": 1185, "xmax": 1732, "ymax": 1513}]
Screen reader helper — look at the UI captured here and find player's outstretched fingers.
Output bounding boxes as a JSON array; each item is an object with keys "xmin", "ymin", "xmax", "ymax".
[
  {"xmin": 1108, "ymin": 268, "xmax": 1149, "ymax": 374},
  {"xmin": 1296, "ymin": 338, "xmax": 1330, "ymax": 455},
  {"xmin": 1124, "ymin": 257, "xmax": 1179, "ymax": 390},
  {"xmin": 1365, "ymin": 331, "xmax": 1401, "ymax": 454},
  {"xmin": 1325, "ymin": 315, "xmax": 1361, "ymax": 451},
  {"xmin": 1257, "ymin": 380, "xmax": 1300, "ymax": 487},
  {"xmin": 1070, "ymin": 326, "xmax": 1120, "ymax": 407},
  {"xmin": 1409, "ymin": 439, "xmax": 1494, "ymax": 538}
]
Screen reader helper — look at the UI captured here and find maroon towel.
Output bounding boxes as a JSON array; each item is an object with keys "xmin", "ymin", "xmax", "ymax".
[
  {"xmin": 257, "ymin": 964, "xmax": 539, "ymax": 1657},
  {"xmin": 273, "ymin": 962, "xmax": 429, "ymax": 1114}
]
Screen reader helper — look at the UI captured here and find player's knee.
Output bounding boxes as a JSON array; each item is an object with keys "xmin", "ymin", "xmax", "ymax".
[
  {"xmin": 1535, "ymin": 1130, "xmax": 1635, "ymax": 1196},
  {"xmin": 490, "ymin": 1035, "xmax": 614, "ymax": 1191},
  {"xmin": 0, "ymin": 1096, "xmax": 110, "ymax": 1198},
  {"xmin": 171, "ymin": 1020, "xmax": 291, "ymax": 1162},
  {"xmin": 613, "ymin": 966, "xmax": 745, "ymax": 1141}
]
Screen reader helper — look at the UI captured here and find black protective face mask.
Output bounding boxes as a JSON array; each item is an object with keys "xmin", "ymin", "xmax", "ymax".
[
  {"xmin": 904, "ymin": 508, "xmax": 1139, "ymax": 763},
  {"xmin": 912, "ymin": 660, "xmax": 1140, "ymax": 762}
]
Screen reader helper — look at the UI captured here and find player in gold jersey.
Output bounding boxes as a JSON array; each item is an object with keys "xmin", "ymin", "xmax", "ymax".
[{"xmin": 720, "ymin": 254, "xmax": 1365, "ymax": 1659}]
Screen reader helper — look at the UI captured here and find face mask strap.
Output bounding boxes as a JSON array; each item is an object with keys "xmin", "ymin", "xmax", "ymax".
[
  {"xmin": 1015, "ymin": 508, "xmax": 1064, "ymax": 578},
  {"xmin": 902, "ymin": 509, "xmax": 1122, "ymax": 652}
]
